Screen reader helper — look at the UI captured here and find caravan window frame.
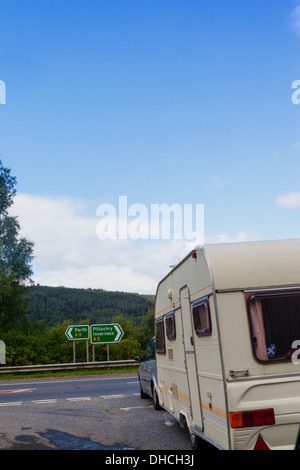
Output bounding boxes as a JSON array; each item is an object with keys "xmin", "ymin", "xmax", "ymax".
[
  {"xmin": 247, "ymin": 290, "xmax": 300, "ymax": 363},
  {"xmin": 155, "ymin": 317, "xmax": 166, "ymax": 354},
  {"xmin": 192, "ymin": 297, "xmax": 212, "ymax": 337},
  {"xmin": 165, "ymin": 311, "xmax": 176, "ymax": 341}
]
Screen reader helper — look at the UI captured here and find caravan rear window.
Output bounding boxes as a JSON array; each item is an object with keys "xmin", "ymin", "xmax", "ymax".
[{"xmin": 248, "ymin": 291, "xmax": 300, "ymax": 362}]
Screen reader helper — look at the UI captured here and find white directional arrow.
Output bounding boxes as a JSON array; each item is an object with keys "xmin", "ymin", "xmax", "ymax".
[
  {"xmin": 66, "ymin": 327, "xmax": 73, "ymax": 340},
  {"xmin": 114, "ymin": 325, "xmax": 123, "ymax": 342}
]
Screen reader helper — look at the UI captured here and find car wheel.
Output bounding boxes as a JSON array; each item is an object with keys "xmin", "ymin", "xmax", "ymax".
[
  {"xmin": 189, "ymin": 431, "xmax": 203, "ymax": 450},
  {"xmin": 139, "ymin": 378, "xmax": 149, "ymax": 399},
  {"xmin": 152, "ymin": 384, "xmax": 162, "ymax": 410},
  {"xmin": 189, "ymin": 431, "xmax": 213, "ymax": 450}
]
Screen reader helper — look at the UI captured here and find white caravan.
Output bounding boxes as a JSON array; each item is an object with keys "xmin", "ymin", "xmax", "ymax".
[{"xmin": 154, "ymin": 240, "xmax": 300, "ymax": 450}]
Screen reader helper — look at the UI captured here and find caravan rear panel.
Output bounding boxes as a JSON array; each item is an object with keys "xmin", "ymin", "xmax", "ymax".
[{"xmin": 155, "ymin": 240, "xmax": 300, "ymax": 450}]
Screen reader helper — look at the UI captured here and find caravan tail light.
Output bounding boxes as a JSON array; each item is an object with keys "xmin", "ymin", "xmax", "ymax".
[{"xmin": 230, "ymin": 408, "xmax": 275, "ymax": 428}]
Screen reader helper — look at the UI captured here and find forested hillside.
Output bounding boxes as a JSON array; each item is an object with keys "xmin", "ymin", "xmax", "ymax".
[
  {"xmin": 25, "ymin": 285, "xmax": 155, "ymax": 328},
  {"xmin": 0, "ymin": 286, "xmax": 156, "ymax": 367}
]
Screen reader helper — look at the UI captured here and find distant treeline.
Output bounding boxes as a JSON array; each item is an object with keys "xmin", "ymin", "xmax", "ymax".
[
  {"xmin": 0, "ymin": 285, "xmax": 155, "ymax": 367},
  {"xmin": 26, "ymin": 285, "xmax": 155, "ymax": 328}
]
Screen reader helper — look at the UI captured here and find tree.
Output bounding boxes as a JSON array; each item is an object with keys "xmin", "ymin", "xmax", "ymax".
[
  {"xmin": 0, "ymin": 160, "xmax": 34, "ymax": 330},
  {"xmin": 135, "ymin": 308, "xmax": 155, "ymax": 349}
]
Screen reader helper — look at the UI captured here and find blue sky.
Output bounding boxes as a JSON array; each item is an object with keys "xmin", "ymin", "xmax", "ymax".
[{"xmin": 1, "ymin": 0, "xmax": 300, "ymax": 293}]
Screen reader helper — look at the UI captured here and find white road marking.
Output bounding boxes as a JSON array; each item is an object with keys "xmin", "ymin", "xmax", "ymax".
[
  {"xmin": 66, "ymin": 397, "xmax": 91, "ymax": 401},
  {"xmin": 0, "ymin": 401, "xmax": 22, "ymax": 407},
  {"xmin": 0, "ymin": 388, "xmax": 35, "ymax": 394},
  {"xmin": 31, "ymin": 399, "xmax": 58, "ymax": 404},
  {"xmin": 0, "ymin": 392, "xmax": 145, "ymax": 407},
  {"xmin": 121, "ymin": 406, "xmax": 153, "ymax": 411},
  {"xmin": 102, "ymin": 394, "xmax": 125, "ymax": 399}
]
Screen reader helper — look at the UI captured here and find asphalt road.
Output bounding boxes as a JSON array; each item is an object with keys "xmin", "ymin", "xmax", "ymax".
[{"xmin": 0, "ymin": 373, "xmax": 192, "ymax": 450}]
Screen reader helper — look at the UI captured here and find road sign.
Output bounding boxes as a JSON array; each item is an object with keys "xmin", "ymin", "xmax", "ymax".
[
  {"xmin": 91, "ymin": 324, "xmax": 124, "ymax": 344},
  {"xmin": 65, "ymin": 325, "xmax": 89, "ymax": 341}
]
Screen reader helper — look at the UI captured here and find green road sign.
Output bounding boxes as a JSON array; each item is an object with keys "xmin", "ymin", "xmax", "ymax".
[
  {"xmin": 65, "ymin": 325, "xmax": 89, "ymax": 341},
  {"xmin": 91, "ymin": 324, "xmax": 124, "ymax": 344}
]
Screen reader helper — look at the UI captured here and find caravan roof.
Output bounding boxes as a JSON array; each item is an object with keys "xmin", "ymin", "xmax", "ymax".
[
  {"xmin": 203, "ymin": 239, "xmax": 300, "ymax": 291},
  {"xmin": 155, "ymin": 239, "xmax": 300, "ymax": 317}
]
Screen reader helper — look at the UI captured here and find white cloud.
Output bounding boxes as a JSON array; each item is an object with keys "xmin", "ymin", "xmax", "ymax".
[
  {"xmin": 205, "ymin": 230, "xmax": 259, "ymax": 244},
  {"xmin": 9, "ymin": 193, "xmax": 262, "ymax": 294},
  {"xmin": 9, "ymin": 193, "xmax": 191, "ymax": 294},
  {"xmin": 291, "ymin": 5, "xmax": 300, "ymax": 36},
  {"xmin": 275, "ymin": 192, "xmax": 300, "ymax": 210},
  {"xmin": 210, "ymin": 174, "xmax": 226, "ymax": 189}
]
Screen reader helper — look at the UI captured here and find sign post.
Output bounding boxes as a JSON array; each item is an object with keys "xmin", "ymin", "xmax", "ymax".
[
  {"xmin": 91, "ymin": 324, "xmax": 124, "ymax": 361},
  {"xmin": 65, "ymin": 325, "xmax": 90, "ymax": 363},
  {"xmin": 0, "ymin": 341, "xmax": 5, "ymax": 364}
]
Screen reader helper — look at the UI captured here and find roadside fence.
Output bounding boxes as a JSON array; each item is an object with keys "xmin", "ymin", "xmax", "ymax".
[{"xmin": 0, "ymin": 359, "xmax": 139, "ymax": 374}]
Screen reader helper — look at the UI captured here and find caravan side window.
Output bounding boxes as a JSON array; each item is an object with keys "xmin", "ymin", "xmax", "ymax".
[
  {"xmin": 165, "ymin": 312, "xmax": 176, "ymax": 341},
  {"xmin": 192, "ymin": 297, "xmax": 211, "ymax": 337},
  {"xmin": 155, "ymin": 318, "xmax": 166, "ymax": 354},
  {"xmin": 248, "ymin": 291, "xmax": 300, "ymax": 362}
]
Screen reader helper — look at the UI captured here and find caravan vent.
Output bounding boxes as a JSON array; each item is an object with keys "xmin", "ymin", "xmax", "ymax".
[
  {"xmin": 171, "ymin": 384, "xmax": 178, "ymax": 399},
  {"xmin": 168, "ymin": 348, "xmax": 174, "ymax": 360}
]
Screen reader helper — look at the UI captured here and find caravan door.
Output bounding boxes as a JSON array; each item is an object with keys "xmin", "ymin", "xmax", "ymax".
[{"xmin": 180, "ymin": 286, "xmax": 203, "ymax": 431}]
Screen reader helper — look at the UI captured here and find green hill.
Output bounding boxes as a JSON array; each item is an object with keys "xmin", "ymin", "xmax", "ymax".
[{"xmin": 25, "ymin": 285, "xmax": 155, "ymax": 328}]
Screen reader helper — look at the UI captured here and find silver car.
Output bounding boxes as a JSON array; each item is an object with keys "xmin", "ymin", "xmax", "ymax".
[{"xmin": 135, "ymin": 337, "xmax": 161, "ymax": 410}]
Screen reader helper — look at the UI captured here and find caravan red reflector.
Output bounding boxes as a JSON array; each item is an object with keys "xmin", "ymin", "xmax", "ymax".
[
  {"xmin": 253, "ymin": 435, "xmax": 270, "ymax": 450},
  {"xmin": 230, "ymin": 408, "xmax": 275, "ymax": 428}
]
